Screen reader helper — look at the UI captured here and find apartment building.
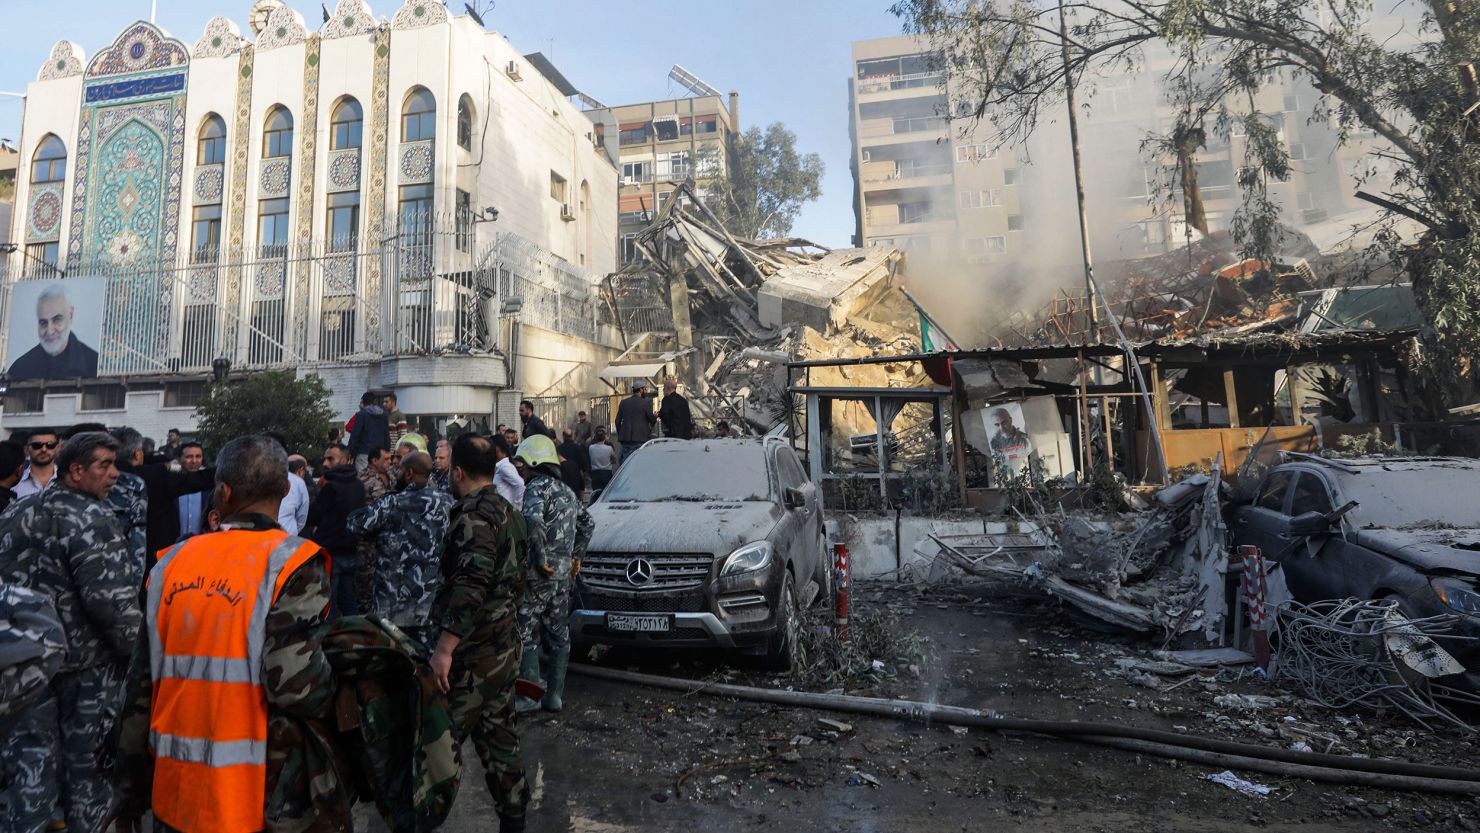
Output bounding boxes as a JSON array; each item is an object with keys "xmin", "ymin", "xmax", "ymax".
[
  {"xmin": 601, "ymin": 85, "xmax": 739, "ymax": 263},
  {"xmin": 849, "ymin": 35, "xmax": 1022, "ymax": 266}
]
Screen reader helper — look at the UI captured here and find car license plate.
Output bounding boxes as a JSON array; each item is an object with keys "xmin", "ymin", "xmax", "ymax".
[{"xmin": 606, "ymin": 613, "xmax": 673, "ymax": 633}]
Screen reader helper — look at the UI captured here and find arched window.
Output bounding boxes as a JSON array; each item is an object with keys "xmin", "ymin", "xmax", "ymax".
[
  {"xmin": 330, "ymin": 98, "xmax": 363, "ymax": 150},
  {"xmin": 401, "ymin": 88, "xmax": 435, "ymax": 142},
  {"xmin": 263, "ymin": 106, "xmax": 294, "ymax": 158},
  {"xmin": 31, "ymin": 135, "xmax": 66, "ymax": 183},
  {"xmin": 457, "ymin": 94, "xmax": 474, "ymax": 150},
  {"xmin": 197, "ymin": 114, "xmax": 227, "ymax": 165}
]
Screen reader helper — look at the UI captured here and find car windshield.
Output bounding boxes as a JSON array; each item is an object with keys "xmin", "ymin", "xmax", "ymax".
[
  {"xmin": 1340, "ymin": 466, "xmax": 1480, "ymax": 529},
  {"xmin": 600, "ymin": 441, "xmax": 772, "ymax": 502}
]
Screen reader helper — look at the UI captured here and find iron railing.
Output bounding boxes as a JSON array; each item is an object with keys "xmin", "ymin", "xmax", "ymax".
[{"xmin": 0, "ymin": 218, "xmax": 604, "ymax": 376}]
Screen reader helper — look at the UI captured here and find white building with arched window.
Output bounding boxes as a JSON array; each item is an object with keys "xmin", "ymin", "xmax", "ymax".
[{"xmin": 1, "ymin": 0, "xmax": 620, "ymax": 438}]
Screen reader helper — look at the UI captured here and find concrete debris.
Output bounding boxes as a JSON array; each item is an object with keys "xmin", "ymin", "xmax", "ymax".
[
  {"xmin": 929, "ymin": 462, "xmax": 1231, "ymax": 636},
  {"xmin": 1154, "ymin": 648, "xmax": 1257, "ymax": 668},
  {"xmin": 603, "ymin": 182, "xmax": 929, "ymax": 435}
]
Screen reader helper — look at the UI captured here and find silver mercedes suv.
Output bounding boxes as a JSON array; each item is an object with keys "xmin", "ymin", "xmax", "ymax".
[{"xmin": 572, "ymin": 437, "xmax": 829, "ymax": 667}]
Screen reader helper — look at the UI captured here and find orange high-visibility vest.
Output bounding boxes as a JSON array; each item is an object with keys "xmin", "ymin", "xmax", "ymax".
[{"xmin": 145, "ymin": 528, "xmax": 321, "ymax": 833}]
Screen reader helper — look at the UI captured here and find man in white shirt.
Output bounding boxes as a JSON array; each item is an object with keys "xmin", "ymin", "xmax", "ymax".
[
  {"xmin": 264, "ymin": 432, "xmax": 311, "ymax": 534},
  {"xmin": 492, "ymin": 433, "xmax": 524, "ymax": 509},
  {"xmin": 11, "ymin": 429, "xmax": 60, "ymax": 499}
]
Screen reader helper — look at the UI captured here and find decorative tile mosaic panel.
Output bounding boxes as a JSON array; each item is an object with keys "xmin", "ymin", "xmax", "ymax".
[
  {"xmin": 193, "ymin": 164, "xmax": 224, "ymax": 202},
  {"xmin": 392, "ymin": 0, "xmax": 448, "ymax": 29},
  {"xmin": 259, "ymin": 158, "xmax": 291, "ymax": 198},
  {"xmin": 328, "ymin": 148, "xmax": 361, "ymax": 191},
  {"xmin": 323, "ymin": 0, "xmax": 376, "ymax": 39},
  {"xmin": 187, "ymin": 264, "xmax": 218, "ymax": 304},
  {"xmin": 256, "ymin": 6, "xmax": 309, "ymax": 50},
  {"xmin": 86, "ymin": 23, "xmax": 187, "ymax": 76},
  {"xmin": 67, "ymin": 23, "xmax": 189, "ymax": 280},
  {"xmin": 38, "ymin": 40, "xmax": 84, "ymax": 81},
  {"xmin": 27, "ymin": 184, "xmax": 64, "ymax": 241},
  {"xmin": 293, "ymin": 35, "xmax": 323, "ymax": 353},
  {"xmin": 398, "ymin": 140, "xmax": 433, "ymax": 184},
  {"xmin": 222, "ymin": 44, "xmax": 256, "ymax": 359},
  {"xmin": 363, "ymin": 27, "xmax": 391, "ymax": 352},
  {"xmin": 192, "ymin": 16, "xmax": 244, "ymax": 59},
  {"xmin": 324, "ymin": 254, "xmax": 357, "ymax": 294}
]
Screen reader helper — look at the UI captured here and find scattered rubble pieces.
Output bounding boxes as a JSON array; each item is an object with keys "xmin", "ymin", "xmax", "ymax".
[{"xmin": 1203, "ymin": 770, "xmax": 1277, "ymax": 797}]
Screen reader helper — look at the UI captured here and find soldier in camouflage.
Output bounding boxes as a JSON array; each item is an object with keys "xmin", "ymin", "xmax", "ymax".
[
  {"xmin": 512, "ymin": 434, "xmax": 593, "ymax": 715},
  {"xmin": 109, "ymin": 434, "xmax": 336, "ymax": 833},
  {"xmin": 347, "ymin": 451, "xmax": 453, "ymax": 647},
  {"xmin": 106, "ymin": 428, "xmax": 155, "ymax": 575},
  {"xmin": 0, "ymin": 432, "xmax": 139, "ymax": 833},
  {"xmin": 429, "ymin": 433, "xmax": 531, "ymax": 833},
  {"xmin": 0, "ymin": 583, "xmax": 65, "ymax": 729}
]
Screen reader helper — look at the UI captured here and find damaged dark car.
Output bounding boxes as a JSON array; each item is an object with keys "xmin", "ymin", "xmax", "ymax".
[
  {"xmin": 571, "ymin": 437, "xmax": 830, "ymax": 667},
  {"xmin": 1234, "ymin": 455, "xmax": 1480, "ymax": 683}
]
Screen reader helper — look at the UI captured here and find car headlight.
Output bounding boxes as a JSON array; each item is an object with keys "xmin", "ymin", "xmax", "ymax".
[
  {"xmin": 1431, "ymin": 579, "xmax": 1480, "ymax": 616},
  {"xmin": 720, "ymin": 541, "xmax": 772, "ymax": 576}
]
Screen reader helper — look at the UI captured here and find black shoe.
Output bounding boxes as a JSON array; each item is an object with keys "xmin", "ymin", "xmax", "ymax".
[{"xmin": 499, "ymin": 812, "xmax": 527, "ymax": 833}]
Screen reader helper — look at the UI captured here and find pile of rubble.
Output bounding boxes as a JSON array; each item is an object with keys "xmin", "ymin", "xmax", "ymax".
[
  {"xmin": 602, "ymin": 182, "xmax": 929, "ymax": 434},
  {"xmin": 988, "ymin": 230, "xmax": 1326, "ymax": 348},
  {"xmin": 925, "ymin": 459, "xmax": 1232, "ymax": 638}
]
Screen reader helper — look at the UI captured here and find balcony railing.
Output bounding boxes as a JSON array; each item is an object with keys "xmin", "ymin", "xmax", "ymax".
[
  {"xmin": 862, "ymin": 161, "xmax": 953, "ymax": 183},
  {"xmin": 857, "ymin": 71, "xmax": 944, "ymax": 94}
]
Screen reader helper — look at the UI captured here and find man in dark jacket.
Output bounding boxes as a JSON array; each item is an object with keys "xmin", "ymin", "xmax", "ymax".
[
  {"xmin": 347, "ymin": 391, "xmax": 391, "ymax": 472},
  {"xmin": 556, "ymin": 429, "xmax": 588, "ymax": 480},
  {"xmin": 614, "ymin": 382, "xmax": 656, "ymax": 461},
  {"xmin": 110, "ymin": 428, "xmax": 217, "ymax": 560},
  {"xmin": 0, "ymin": 440, "xmax": 23, "ymax": 515},
  {"xmin": 518, "ymin": 400, "xmax": 553, "ymax": 441},
  {"xmin": 658, "ymin": 378, "xmax": 693, "ymax": 439},
  {"xmin": 305, "ymin": 445, "xmax": 367, "ymax": 617}
]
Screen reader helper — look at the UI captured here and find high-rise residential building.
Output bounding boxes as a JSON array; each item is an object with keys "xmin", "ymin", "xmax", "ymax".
[
  {"xmin": 598, "ymin": 80, "xmax": 739, "ymax": 264},
  {"xmin": 849, "ymin": 35, "xmax": 1023, "ymax": 265}
]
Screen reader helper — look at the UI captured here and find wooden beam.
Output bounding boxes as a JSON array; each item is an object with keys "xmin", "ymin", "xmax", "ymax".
[
  {"xmin": 1287, "ymin": 367, "xmax": 1306, "ymax": 427},
  {"xmin": 1223, "ymin": 368, "xmax": 1241, "ymax": 428}
]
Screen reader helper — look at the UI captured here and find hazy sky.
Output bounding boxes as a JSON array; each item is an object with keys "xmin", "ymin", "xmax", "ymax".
[{"xmin": 0, "ymin": 0, "xmax": 909, "ymax": 248}]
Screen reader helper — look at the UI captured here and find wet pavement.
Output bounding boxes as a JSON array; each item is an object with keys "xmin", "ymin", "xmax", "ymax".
[{"xmin": 356, "ymin": 580, "xmax": 1480, "ymax": 832}]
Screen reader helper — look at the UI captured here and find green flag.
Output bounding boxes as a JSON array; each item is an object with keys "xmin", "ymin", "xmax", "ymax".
[{"xmin": 919, "ymin": 311, "xmax": 938, "ymax": 352}]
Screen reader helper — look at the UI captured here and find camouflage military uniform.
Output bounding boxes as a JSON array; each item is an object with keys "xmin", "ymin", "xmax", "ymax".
[
  {"xmin": 432, "ymin": 485, "xmax": 529, "ymax": 821},
  {"xmin": 355, "ymin": 469, "xmax": 395, "ymax": 612},
  {"xmin": 516, "ymin": 475, "xmax": 594, "ymax": 655},
  {"xmin": 112, "ymin": 512, "xmax": 337, "ymax": 830},
  {"xmin": 346, "ymin": 483, "xmax": 454, "ymax": 645},
  {"xmin": 0, "ymin": 486, "xmax": 140, "ymax": 833},
  {"xmin": 107, "ymin": 470, "xmax": 149, "ymax": 575},
  {"xmin": 430, "ymin": 468, "xmax": 450, "ymax": 493},
  {"xmin": 0, "ymin": 583, "xmax": 65, "ymax": 728}
]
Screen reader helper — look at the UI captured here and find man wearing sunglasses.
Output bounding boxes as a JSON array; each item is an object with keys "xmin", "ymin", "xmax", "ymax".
[{"xmin": 13, "ymin": 430, "xmax": 60, "ymax": 499}]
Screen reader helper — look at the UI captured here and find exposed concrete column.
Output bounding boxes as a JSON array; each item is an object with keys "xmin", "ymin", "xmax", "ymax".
[{"xmin": 728, "ymin": 89, "xmax": 740, "ymax": 133}]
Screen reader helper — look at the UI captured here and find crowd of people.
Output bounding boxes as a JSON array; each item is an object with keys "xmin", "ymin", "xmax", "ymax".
[{"xmin": 0, "ymin": 379, "xmax": 732, "ymax": 833}]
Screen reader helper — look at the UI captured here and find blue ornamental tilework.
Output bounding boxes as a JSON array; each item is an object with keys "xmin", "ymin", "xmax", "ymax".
[
  {"xmin": 259, "ymin": 158, "xmax": 291, "ymax": 198},
  {"xmin": 193, "ymin": 164, "xmax": 224, "ymax": 203},
  {"xmin": 187, "ymin": 265, "xmax": 218, "ymax": 304},
  {"xmin": 27, "ymin": 184, "xmax": 64, "ymax": 241},
  {"xmin": 399, "ymin": 140, "xmax": 433, "ymax": 184},
  {"xmin": 84, "ymin": 72, "xmax": 185, "ymax": 105},
  {"xmin": 255, "ymin": 259, "xmax": 287, "ymax": 301},
  {"xmin": 328, "ymin": 149, "xmax": 361, "ymax": 191},
  {"xmin": 86, "ymin": 22, "xmax": 188, "ymax": 78}
]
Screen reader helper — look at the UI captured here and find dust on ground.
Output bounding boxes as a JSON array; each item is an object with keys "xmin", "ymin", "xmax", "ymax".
[{"xmin": 362, "ymin": 580, "xmax": 1480, "ymax": 832}]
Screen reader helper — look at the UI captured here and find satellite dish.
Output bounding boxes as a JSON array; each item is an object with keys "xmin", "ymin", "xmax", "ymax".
[{"xmin": 248, "ymin": 0, "xmax": 285, "ymax": 35}]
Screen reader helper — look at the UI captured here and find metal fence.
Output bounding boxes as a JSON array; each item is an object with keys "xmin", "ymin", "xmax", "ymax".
[{"xmin": 0, "ymin": 220, "xmax": 603, "ymax": 376}]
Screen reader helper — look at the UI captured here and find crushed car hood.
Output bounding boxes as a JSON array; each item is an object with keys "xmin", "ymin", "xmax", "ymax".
[
  {"xmin": 1352, "ymin": 527, "xmax": 1480, "ymax": 574},
  {"xmin": 588, "ymin": 500, "xmax": 781, "ymax": 557}
]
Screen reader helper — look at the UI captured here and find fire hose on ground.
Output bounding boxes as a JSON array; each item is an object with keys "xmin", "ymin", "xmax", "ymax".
[{"xmin": 569, "ymin": 663, "xmax": 1480, "ymax": 796}]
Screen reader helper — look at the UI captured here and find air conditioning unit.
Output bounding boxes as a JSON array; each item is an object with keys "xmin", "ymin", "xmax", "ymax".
[
  {"xmin": 506, "ymin": 60, "xmax": 522, "ymax": 80},
  {"xmin": 560, "ymin": 203, "xmax": 576, "ymax": 221}
]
